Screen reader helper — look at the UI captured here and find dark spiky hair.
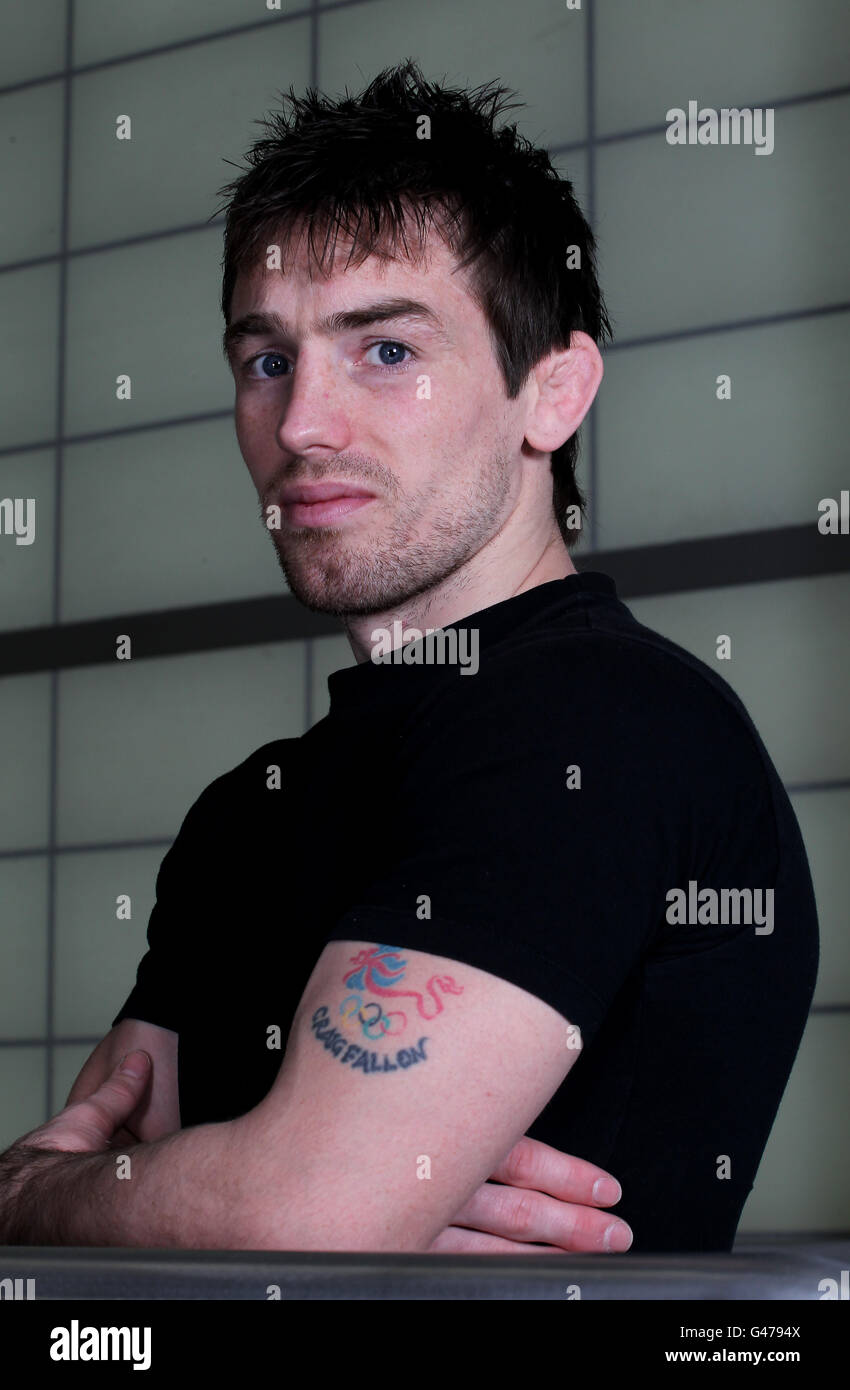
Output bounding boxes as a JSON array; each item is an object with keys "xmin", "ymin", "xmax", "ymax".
[{"xmin": 213, "ymin": 58, "xmax": 612, "ymax": 546}]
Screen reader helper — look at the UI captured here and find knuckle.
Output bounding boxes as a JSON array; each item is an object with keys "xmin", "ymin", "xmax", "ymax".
[
  {"xmin": 497, "ymin": 1187, "xmax": 538, "ymax": 1240},
  {"xmin": 501, "ymin": 1137, "xmax": 538, "ymax": 1189},
  {"xmin": 83, "ymin": 1089, "xmax": 121, "ymax": 1127},
  {"xmin": 61, "ymin": 1099, "xmax": 93, "ymax": 1128}
]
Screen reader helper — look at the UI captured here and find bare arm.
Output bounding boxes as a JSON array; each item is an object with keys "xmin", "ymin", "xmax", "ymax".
[
  {"xmin": 0, "ymin": 944, "xmax": 583, "ymax": 1251},
  {"xmin": 0, "ymin": 1113, "xmax": 248, "ymax": 1249},
  {"xmin": 0, "ymin": 1026, "xmax": 631, "ymax": 1253},
  {"xmin": 0, "ymin": 1020, "xmax": 190, "ymax": 1247}
]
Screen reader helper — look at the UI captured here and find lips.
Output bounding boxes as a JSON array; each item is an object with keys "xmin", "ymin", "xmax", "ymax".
[
  {"xmin": 279, "ymin": 487, "xmax": 376, "ymax": 528},
  {"xmin": 279, "ymin": 482, "xmax": 376, "ymax": 505}
]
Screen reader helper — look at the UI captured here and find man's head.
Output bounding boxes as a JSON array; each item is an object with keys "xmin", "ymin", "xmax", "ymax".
[{"xmin": 216, "ymin": 59, "xmax": 611, "ymax": 620}]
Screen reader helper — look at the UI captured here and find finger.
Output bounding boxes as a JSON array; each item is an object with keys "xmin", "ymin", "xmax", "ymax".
[
  {"xmin": 489, "ymin": 1136, "xmax": 622, "ymax": 1207},
  {"xmin": 449, "ymin": 1181, "xmax": 633, "ymax": 1253},
  {"xmin": 428, "ymin": 1226, "xmax": 586, "ymax": 1255},
  {"xmin": 70, "ymin": 1051, "xmax": 152, "ymax": 1142}
]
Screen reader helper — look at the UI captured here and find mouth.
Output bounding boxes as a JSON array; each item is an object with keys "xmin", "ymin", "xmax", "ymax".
[
  {"xmin": 276, "ymin": 481, "xmax": 377, "ymax": 529},
  {"xmin": 282, "ymin": 493, "xmax": 376, "ymax": 527}
]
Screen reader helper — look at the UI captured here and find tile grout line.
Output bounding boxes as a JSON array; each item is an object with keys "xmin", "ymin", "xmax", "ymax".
[{"xmin": 44, "ymin": 0, "xmax": 75, "ymax": 1123}]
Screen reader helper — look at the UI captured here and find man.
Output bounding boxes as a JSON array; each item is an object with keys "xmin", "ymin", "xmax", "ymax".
[{"xmin": 0, "ymin": 61, "xmax": 817, "ymax": 1254}]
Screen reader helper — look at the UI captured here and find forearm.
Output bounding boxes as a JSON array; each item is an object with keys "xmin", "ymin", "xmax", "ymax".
[{"xmin": 0, "ymin": 1122, "xmax": 253, "ymax": 1249}]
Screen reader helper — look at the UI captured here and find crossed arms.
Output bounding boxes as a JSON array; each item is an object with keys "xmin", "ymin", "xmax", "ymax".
[{"xmin": 0, "ymin": 940, "xmax": 632, "ymax": 1253}]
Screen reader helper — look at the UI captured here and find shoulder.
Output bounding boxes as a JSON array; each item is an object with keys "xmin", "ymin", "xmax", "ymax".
[
  {"xmin": 162, "ymin": 737, "xmax": 298, "ymax": 852},
  {"xmin": 416, "ymin": 618, "xmax": 770, "ymax": 780}
]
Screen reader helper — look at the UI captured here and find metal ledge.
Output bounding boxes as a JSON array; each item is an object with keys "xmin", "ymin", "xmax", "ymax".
[{"xmin": 0, "ymin": 1234, "xmax": 847, "ymax": 1301}]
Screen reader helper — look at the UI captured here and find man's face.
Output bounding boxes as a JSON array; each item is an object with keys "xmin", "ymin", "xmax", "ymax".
[{"xmin": 226, "ymin": 221, "xmax": 528, "ymax": 618}]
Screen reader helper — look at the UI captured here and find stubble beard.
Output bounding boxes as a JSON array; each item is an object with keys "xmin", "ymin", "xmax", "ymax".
[{"xmin": 269, "ymin": 463, "xmax": 512, "ymax": 620}]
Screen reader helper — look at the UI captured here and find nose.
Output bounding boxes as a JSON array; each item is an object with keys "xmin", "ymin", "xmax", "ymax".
[{"xmin": 274, "ymin": 345, "xmax": 352, "ymax": 459}]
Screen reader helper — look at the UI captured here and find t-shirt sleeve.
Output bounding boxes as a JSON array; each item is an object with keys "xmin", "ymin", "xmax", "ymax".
[
  {"xmin": 325, "ymin": 640, "xmax": 684, "ymax": 1047},
  {"xmin": 111, "ymin": 781, "xmax": 222, "ymax": 1033}
]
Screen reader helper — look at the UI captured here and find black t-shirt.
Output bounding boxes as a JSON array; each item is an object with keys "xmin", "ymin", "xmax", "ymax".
[{"xmin": 113, "ymin": 570, "xmax": 819, "ymax": 1252}]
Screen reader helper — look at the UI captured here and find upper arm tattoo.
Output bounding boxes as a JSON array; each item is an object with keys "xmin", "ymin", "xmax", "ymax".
[{"xmin": 309, "ymin": 944, "xmax": 465, "ymax": 1075}]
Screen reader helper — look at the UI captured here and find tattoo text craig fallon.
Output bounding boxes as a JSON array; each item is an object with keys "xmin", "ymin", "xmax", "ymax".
[{"xmin": 309, "ymin": 943, "xmax": 464, "ymax": 1073}]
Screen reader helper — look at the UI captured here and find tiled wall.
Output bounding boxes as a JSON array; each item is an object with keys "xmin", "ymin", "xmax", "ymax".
[{"xmin": 0, "ymin": 0, "xmax": 847, "ymax": 1235}]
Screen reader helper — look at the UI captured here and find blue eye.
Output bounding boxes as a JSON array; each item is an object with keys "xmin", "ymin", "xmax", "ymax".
[
  {"xmin": 367, "ymin": 340, "xmax": 412, "ymax": 370},
  {"xmin": 241, "ymin": 340, "xmax": 414, "ymax": 380},
  {"xmin": 245, "ymin": 352, "xmax": 289, "ymax": 379}
]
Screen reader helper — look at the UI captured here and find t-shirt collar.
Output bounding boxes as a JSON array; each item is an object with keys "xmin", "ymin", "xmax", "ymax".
[{"xmin": 325, "ymin": 570, "xmax": 617, "ymax": 716}]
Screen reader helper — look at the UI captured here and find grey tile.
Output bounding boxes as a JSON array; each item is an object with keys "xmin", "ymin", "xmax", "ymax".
[
  {"xmin": 319, "ymin": 0, "xmax": 587, "ymax": 148},
  {"xmin": 791, "ymin": 789, "xmax": 850, "ymax": 1008},
  {"xmin": 0, "ymin": 449, "xmax": 55, "ymax": 632},
  {"xmin": 0, "ymin": 83, "xmax": 63, "ymax": 263},
  {"xmin": 68, "ymin": 21, "xmax": 310, "ymax": 246},
  {"xmin": 0, "ymin": 264, "xmax": 60, "ymax": 450},
  {"xmin": 53, "ymin": 1042, "xmax": 97, "ymax": 1110},
  {"xmin": 595, "ymin": 98, "xmax": 849, "ymax": 341},
  {"xmin": 56, "ymin": 641, "xmax": 307, "ymax": 843},
  {"xmin": 54, "ymin": 846, "xmax": 165, "ymax": 1035},
  {"xmin": 64, "ymin": 227, "xmax": 228, "ymax": 436},
  {"xmin": 0, "ymin": 0, "xmax": 66, "ymax": 88},
  {"xmin": 594, "ymin": 313, "xmax": 850, "ymax": 548},
  {"xmin": 738, "ymin": 1012, "xmax": 850, "ymax": 1232},
  {"xmin": 628, "ymin": 573, "xmax": 850, "ymax": 785},
  {"xmin": 0, "ymin": 1046, "xmax": 46, "ymax": 1150},
  {"xmin": 61, "ymin": 418, "xmax": 288, "ymax": 621},
  {"xmin": 0, "ymin": 673, "xmax": 52, "ymax": 851},
  {"xmin": 550, "ymin": 147, "xmax": 590, "ymax": 220},
  {"xmin": 73, "ymin": 0, "xmax": 291, "ymax": 67},
  {"xmin": 0, "ymin": 857, "xmax": 48, "ymax": 1037},
  {"xmin": 596, "ymin": 0, "xmax": 850, "ymax": 138}
]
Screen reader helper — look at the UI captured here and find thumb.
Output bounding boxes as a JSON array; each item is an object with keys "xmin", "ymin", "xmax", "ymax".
[
  {"xmin": 79, "ymin": 1050, "xmax": 152, "ymax": 1139},
  {"xmin": 92, "ymin": 1049, "xmax": 152, "ymax": 1120},
  {"xmin": 23, "ymin": 1050, "xmax": 153, "ymax": 1154},
  {"xmin": 117, "ymin": 1050, "xmax": 151, "ymax": 1081}
]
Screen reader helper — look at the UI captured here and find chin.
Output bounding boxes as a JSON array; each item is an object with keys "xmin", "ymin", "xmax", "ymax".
[{"xmin": 275, "ymin": 549, "xmax": 372, "ymax": 616}]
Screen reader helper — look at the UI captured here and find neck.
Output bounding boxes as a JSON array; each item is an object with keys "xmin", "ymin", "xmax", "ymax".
[{"xmin": 344, "ymin": 531, "xmax": 577, "ymax": 664}]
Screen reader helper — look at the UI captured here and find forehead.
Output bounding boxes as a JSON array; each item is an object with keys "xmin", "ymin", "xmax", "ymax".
[{"xmin": 230, "ymin": 217, "xmax": 476, "ymax": 321}]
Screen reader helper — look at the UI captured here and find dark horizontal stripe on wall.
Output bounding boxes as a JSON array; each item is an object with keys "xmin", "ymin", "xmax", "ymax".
[
  {"xmin": 592, "ymin": 523, "xmax": 850, "ymax": 600},
  {"xmin": 0, "ymin": 523, "xmax": 847, "ymax": 677},
  {"xmin": 0, "ymin": 592, "xmax": 341, "ymax": 676}
]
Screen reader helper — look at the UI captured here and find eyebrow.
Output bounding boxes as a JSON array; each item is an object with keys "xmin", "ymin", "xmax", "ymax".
[{"xmin": 222, "ymin": 297, "xmax": 449, "ymax": 362}]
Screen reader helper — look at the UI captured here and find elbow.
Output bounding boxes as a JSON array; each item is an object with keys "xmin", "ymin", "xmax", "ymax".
[{"xmin": 241, "ymin": 1205, "xmax": 433, "ymax": 1254}]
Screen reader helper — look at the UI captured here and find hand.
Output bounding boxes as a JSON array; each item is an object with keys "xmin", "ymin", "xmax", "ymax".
[
  {"xmin": 16, "ymin": 1051, "xmax": 152, "ymax": 1156},
  {"xmin": 428, "ymin": 1136, "xmax": 633, "ymax": 1253},
  {"xmin": 0, "ymin": 1051, "xmax": 152, "ymax": 1245}
]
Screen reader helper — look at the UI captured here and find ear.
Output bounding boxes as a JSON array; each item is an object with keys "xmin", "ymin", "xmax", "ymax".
[{"xmin": 523, "ymin": 331, "xmax": 604, "ymax": 455}]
